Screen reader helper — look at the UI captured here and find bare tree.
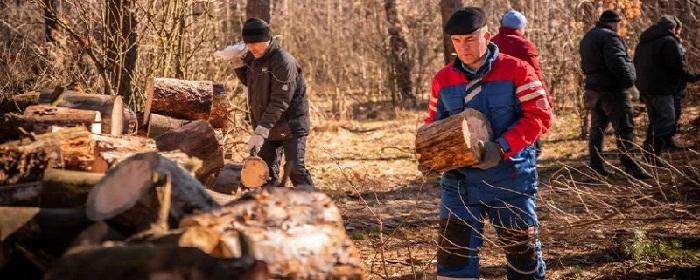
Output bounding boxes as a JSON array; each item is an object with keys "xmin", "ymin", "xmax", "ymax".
[
  {"xmin": 43, "ymin": 0, "xmax": 61, "ymax": 42},
  {"xmin": 384, "ymin": 0, "xmax": 413, "ymax": 106},
  {"xmin": 439, "ymin": 0, "xmax": 461, "ymax": 65},
  {"xmin": 246, "ymin": 0, "xmax": 270, "ymax": 22},
  {"xmin": 105, "ymin": 0, "xmax": 137, "ymax": 105}
]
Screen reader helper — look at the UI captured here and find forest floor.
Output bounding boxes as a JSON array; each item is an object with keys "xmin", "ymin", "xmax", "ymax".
[{"xmin": 293, "ymin": 102, "xmax": 700, "ymax": 280}]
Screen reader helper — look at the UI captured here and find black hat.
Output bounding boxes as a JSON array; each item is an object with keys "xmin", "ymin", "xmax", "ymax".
[
  {"xmin": 242, "ymin": 18, "xmax": 271, "ymax": 43},
  {"xmin": 444, "ymin": 7, "xmax": 487, "ymax": 35},
  {"xmin": 599, "ymin": 10, "xmax": 621, "ymax": 23}
]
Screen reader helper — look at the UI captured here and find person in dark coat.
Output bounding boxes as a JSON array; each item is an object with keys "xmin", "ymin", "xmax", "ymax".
[
  {"xmin": 224, "ymin": 18, "xmax": 315, "ymax": 190},
  {"xmin": 579, "ymin": 10, "xmax": 651, "ymax": 179},
  {"xmin": 634, "ymin": 15, "xmax": 699, "ymax": 157}
]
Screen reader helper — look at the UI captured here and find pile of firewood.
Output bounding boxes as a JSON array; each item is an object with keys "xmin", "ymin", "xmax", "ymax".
[{"xmin": 0, "ymin": 78, "xmax": 363, "ymax": 279}]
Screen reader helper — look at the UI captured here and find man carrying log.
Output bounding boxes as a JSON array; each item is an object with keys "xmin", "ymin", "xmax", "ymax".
[
  {"xmin": 425, "ymin": 7, "xmax": 550, "ymax": 279},
  {"xmin": 222, "ymin": 18, "xmax": 315, "ymax": 191}
]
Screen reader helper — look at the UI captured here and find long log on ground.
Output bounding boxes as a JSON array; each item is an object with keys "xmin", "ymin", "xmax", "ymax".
[
  {"xmin": 0, "ymin": 127, "xmax": 94, "ymax": 185},
  {"xmin": 86, "ymin": 152, "xmax": 216, "ymax": 235},
  {"xmin": 415, "ymin": 108, "xmax": 492, "ymax": 173},
  {"xmin": 155, "ymin": 120, "xmax": 224, "ymax": 182},
  {"xmin": 180, "ymin": 187, "xmax": 363, "ymax": 279},
  {"xmin": 146, "ymin": 113, "xmax": 190, "ymax": 138},
  {"xmin": 144, "ymin": 77, "xmax": 227, "ymax": 129},
  {"xmin": 20, "ymin": 105, "xmax": 101, "ymax": 134},
  {"xmin": 0, "ymin": 169, "xmax": 103, "ymax": 207}
]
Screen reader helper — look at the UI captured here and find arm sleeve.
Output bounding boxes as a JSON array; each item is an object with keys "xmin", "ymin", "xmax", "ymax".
[
  {"xmin": 233, "ymin": 53, "xmax": 254, "ymax": 87},
  {"xmin": 496, "ymin": 61, "xmax": 552, "ymax": 158},
  {"xmin": 257, "ymin": 56, "xmax": 298, "ymax": 129},
  {"xmin": 603, "ymin": 35, "xmax": 636, "ymax": 88},
  {"xmin": 661, "ymin": 39, "xmax": 697, "ymax": 82}
]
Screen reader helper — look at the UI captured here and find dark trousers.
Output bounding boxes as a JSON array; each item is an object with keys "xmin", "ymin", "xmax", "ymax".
[
  {"xmin": 670, "ymin": 90, "xmax": 684, "ymax": 139},
  {"xmin": 258, "ymin": 136, "xmax": 315, "ymax": 190},
  {"xmin": 643, "ymin": 94, "xmax": 676, "ymax": 155},
  {"xmin": 585, "ymin": 90, "xmax": 642, "ymax": 172}
]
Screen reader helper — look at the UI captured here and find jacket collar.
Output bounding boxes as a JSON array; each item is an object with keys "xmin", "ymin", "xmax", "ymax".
[
  {"xmin": 498, "ymin": 26, "xmax": 523, "ymax": 37},
  {"xmin": 254, "ymin": 39, "xmax": 280, "ymax": 62},
  {"xmin": 595, "ymin": 22, "xmax": 615, "ymax": 31},
  {"xmin": 452, "ymin": 42, "xmax": 500, "ymax": 80}
]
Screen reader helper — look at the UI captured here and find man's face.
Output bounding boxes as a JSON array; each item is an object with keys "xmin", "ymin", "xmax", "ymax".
[
  {"xmin": 609, "ymin": 22, "xmax": 620, "ymax": 32},
  {"xmin": 450, "ymin": 28, "xmax": 491, "ymax": 67},
  {"xmin": 246, "ymin": 41, "xmax": 270, "ymax": 58}
]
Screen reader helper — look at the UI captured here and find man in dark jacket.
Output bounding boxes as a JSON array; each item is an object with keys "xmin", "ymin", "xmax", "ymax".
[
  {"xmin": 228, "ymin": 18, "xmax": 315, "ymax": 190},
  {"xmin": 579, "ymin": 10, "xmax": 650, "ymax": 179},
  {"xmin": 634, "ymin": 16, "xmax": 699, "ymax": 157}
]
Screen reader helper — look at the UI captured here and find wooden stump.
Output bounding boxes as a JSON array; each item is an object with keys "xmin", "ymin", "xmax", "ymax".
[
  {"xmin": 146, "ymin": 113, "xmax": 190, "ymax": 138},
  {"xmin": 155, "ymin": 120, "xmax": 224, "ymax": 182},
  {"xmin": 21, "ymin": 105, "xmax": 101, "ymax": 134},
  {"xmin": 415, "ymin": 108, "xmax": 492, "ymax": 173},
  {"xmin": 179, "ymin": 187, "xmax": 363, "ymax": 279},
  {"xmin": 86, "ymin": 152, "xmax": 216, "ymax": 235},
  {"xmin": 144, "ymin": 78, "xmax": 227, "ymax": 129}
]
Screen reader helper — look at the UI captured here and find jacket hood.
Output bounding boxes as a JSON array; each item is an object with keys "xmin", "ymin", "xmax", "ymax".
[{"xmin": 639, "ymin": 24, "xmax": 675, "ymax": 43}]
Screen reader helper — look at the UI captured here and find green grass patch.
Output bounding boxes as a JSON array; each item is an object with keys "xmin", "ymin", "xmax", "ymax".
[{"xmin": 622, "ymin": 229, "xmax": 700, "ymax": 264}]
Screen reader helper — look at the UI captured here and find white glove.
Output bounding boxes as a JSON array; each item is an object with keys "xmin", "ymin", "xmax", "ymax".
[
  {"xmin": 626, "ymin": 86, "xmax": 640, "ymax": 101},
  {"xmin": 247, "ymin": 126, "xmax": 270, "ymax": 151},
  {"xmin": 214, "ymin": 42, "xmax": 248, "ymax": 68}
]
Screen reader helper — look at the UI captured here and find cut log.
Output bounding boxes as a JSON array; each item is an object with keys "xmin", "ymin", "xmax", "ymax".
[
  {"xmin": 144, "ymin": 78, "xmax": 227, "ymax": 129},
  {"xmin": 0, "ymin": 127, "xmax": 94, "ymax": 185},
  {"xmin": 415, "ymin": 108, "xmax": 492, "ymax": 173},
  {"xmin": 146, "ymin": 113, "xmax": 190, "ymax": 138},
  {"xmin": 0, "ymin": 169, "xmax": 103, "ymax": 207},
  {"xmin": 39, "ymin": 91, "xmax": 124, "ymax": 135},
  {"xmin": 211, "ymin": 161, "xmax": 243, "ymax": 194},
  {"xmin": 241, "ymin": 156, "xmax": 268, "ymax": 189},
  {"xmin": 179, "ymin": 187, "xmax": 363, "ymax": 279},
  {"xmin": 21, "ymin": 105, "xmax": 101, "ymax": 134},
  {"xmin": 45, "ymin": 244, "xmax": 265, "ymax": 280},
  {"xmin": 155, "ymin": 120, "xmax": 224, "ymax": 182},
  {"xmin": 86, "ymin": 152, "xmax": 216, "ymax": 235}
]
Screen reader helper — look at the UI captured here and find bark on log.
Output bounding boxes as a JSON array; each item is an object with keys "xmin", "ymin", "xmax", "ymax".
[
  {"xmin": 155, "ymin": 120, "xmax": 224, "ymax": 182},
  {"xmin": 211, "ymin": 161, "xmax": 242, "ymax": 194},
  {"xmin": 33, "ymin": 91, "xmax": 125, "ymax": 135},
  {"xmin": 144, "ymin": 78, "xmax": 227, "ymax": 129},
  {"xmin": 21, "ymin": 105, "xmax": 101, "ymax": 134},
  {"xmin": 146, "ymin": 113, "xmax": 190, "ymax": 138},
  {"xmin": 0, "ymin": 169, "xmax": 103, "ymax": 207},
  {"xmin": 180, "ymin": 187, "xmax": 363, "ymax": 279},
  {"xmin": 415, "ymin": 108, "xmax": 492, "ymax": 173},
  {"xmin": 0, "ymin": 127, "xmax": 94, "ymax": 185},
  {"xmin": 122, "ymin": 108, "xmax": 138, "ymax": 135},
  {"xmin": 86, "ymin": 152, "xmax": 216, "ymax": 235}
]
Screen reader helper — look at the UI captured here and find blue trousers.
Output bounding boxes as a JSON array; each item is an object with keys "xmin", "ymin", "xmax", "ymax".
[{"xmin": 437, "ymin": 178, "xmax": 545, "ymax": 279}]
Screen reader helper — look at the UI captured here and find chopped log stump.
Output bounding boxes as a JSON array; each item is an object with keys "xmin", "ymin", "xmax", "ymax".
[
  {"xmin": 144, "ymin": 77, "xmax": 227, "ymax": 129},
  {"xmin": 415, "ymin": 108, "xmax": 492, "ymax": 173},
  {"xmin": 179, "ymin": 187, "xmax": 363, "ymax": 279},
  {"xmin": 86, "ymin": 152, "xmax": 216, "ymax": 235},
  {"xmin": 146, "ymin": 113, "xmax": 190, "ymax": 138},
  {"xmin": 21, "ymin": 105, "xmax": 101, "ymax": 134},
  {"xmin": 155, "ymin": 120, "xmax": 224, "ymax": 182}
]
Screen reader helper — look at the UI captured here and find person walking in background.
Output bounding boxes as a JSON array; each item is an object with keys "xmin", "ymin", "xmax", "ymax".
[
  {"xmin": 217, "ymin": 18, "xmax": 316, "ymax": 191},
  {"xmin": 491, "ymin": 9, "xmax": 549, "ymax": 158},
  {"xmin": 426, "ymin": 7, "xmax": 550, "ymax": 279},
  {"xmin": 579, "ymin": 10, "xmax": 651, "ymax": 179},
  {"xmin": 634, "ymin": 15, "xmax": 699, "ymax": 158}
]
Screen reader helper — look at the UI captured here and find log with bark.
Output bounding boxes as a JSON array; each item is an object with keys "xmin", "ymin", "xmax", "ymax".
[
  {"xmin": 20, "ymin": 105, "xmax": 102, "ymax": 134},
  {"xmin": 415, "ymin": 108, "xmax": 492, "ymax": 173},
  {"xmin": 144, "ymin": 77, "xmax": 228, "ymax": 129},
  {"xmin": 155, "ymin": 120, "xmax": 224, "ymax": 182},
  {"xmin": 146, "ymin": 113, "xmax": 190, "ymax": 138},
  {"xmin": 0, "ymin": 169, "xmax": 103, "ymax": 207},
  {"xmin": 86, "ymin": 152, "xmax": 216, "ymax": 235},
  {"xmin": 179, "ymin": 187, "xmax": 363, "ymax": 279}
]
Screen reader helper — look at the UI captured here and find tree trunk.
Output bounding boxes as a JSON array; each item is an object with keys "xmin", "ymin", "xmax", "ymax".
[
  {"xmin": 21, "ymin": 105, "xmax": 101, "ymax": 134},
  {"xmin": 155, "ymin": 120, "xmax": 224, "ymax": 183},
  {"xmin": 86, "ymin": 152, "xmax": 216, "ymax": 235},
  {"xmin": 246, "ymin": 0, "xmax": 270, "ymax": 23},
  {"xmin": 415, "ymin": 108, "xmax": 492, "ymax": 173},
  {"xmin": 0, "ymin": 169, "xmax": 103, "ymax": 207},
  {"xmin": 105, "ymin": 0, "xmax": 137, "ymax": 104},
  {"xmin": 439, "ymin": 0, "xmax": 462, "ymax": 65},
  {"xmin": 147, "ymin": 114, "xmax": 190, "ymax": 138},
  {"xmin": 180, "ymin": 187, "xmax": 363, "ymax": 279},
  {"xmin": 384, "ymin": 0, "xmax": 413, "ymax": 105},
  {"xmin": 43, "ymin": 0, "xmax": 61, "ymax": 43},
  {"xmin": 144, "ymin": 78, "xmax": 227, "ymax": 129}
]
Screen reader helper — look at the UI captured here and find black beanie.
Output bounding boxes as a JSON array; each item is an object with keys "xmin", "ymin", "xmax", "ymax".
[
  {"xmin": 444, "ymin": 7, "xmax": 487, "ymax": 35},
  {"xmin": 599, "ymin": 10, "xmax": 621, "ymax": 23},
  {"xmin": 656, "ymin": 15, "xmax": 677, "ymax": 29},
  {"xmin": 242, "ymin": 18, "xmax": 271, "ymax": 43}
]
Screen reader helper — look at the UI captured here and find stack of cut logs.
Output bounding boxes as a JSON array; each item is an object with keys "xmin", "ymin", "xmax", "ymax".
[{"xmin": 0, "ymin": 78, "xmax": 363, "ymax": 279}]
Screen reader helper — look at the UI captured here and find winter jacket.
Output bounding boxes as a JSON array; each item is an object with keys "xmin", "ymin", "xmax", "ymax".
[
  {"xmin": 634, "ymin": 24, "xmax": 699, "ymax": 96},
  {"xmin": 579, "ymin": 23, "xmax": 636, "ymax": 92},
  {"xmin": 425, "ymin": 43, "xmax": 552, "ymax": 202},
  {"xmin": 492, "ymin": 27, "xmax": 546, "ymax": 83},
  {"xmin": 234, "ymin": 39, "xmax": 310, "ymax": 140}
]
